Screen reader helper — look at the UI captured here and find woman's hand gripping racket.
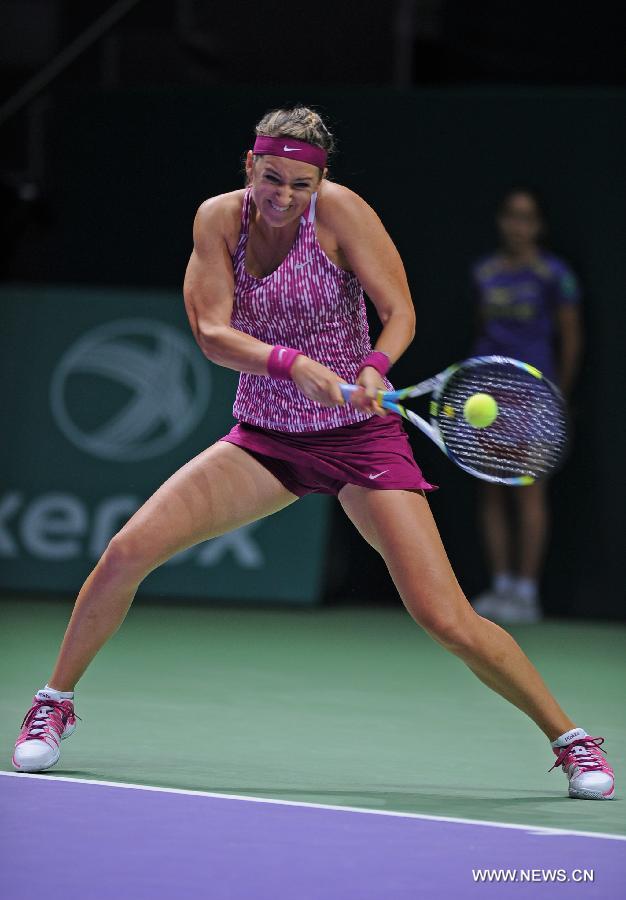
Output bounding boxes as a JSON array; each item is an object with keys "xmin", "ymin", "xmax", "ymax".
[{"xmin": 340, "ymin": 355, "xmax": 568, "ymax": 485}]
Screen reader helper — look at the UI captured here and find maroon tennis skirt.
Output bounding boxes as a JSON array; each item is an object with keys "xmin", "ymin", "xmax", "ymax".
[{"xmin": 220, "ymin": 413, "xmax": 437, "ymax": 497}]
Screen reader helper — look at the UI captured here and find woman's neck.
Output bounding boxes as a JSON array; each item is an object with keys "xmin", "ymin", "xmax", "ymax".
[{"xmin": 501, "ymin": 245, "xmax": 540, "ymax": 267}]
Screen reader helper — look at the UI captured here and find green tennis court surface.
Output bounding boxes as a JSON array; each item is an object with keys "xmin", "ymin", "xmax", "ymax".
[{"xmin": 1, "ymin": 598, "xmax": 623, "ymax": 835}]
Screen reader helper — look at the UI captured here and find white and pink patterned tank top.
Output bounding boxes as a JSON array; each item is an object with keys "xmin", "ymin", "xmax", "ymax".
[{"xmin": 231, "ymin": 187, "xmax": 388, "ymax": 432}]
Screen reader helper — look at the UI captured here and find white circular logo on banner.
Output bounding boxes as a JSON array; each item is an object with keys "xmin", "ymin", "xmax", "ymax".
[{"xmin": 51, "ymin": 319, "xmax": 210, "ymax": 461}]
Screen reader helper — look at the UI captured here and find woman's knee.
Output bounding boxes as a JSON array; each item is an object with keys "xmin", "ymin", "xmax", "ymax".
[
  {"xmin": 409, "ymin": 599, "xmax": 480, "ymax": 654},
  {"xmin": 97, "ymin": 530, "xmax": 154, "ymax": 585}
]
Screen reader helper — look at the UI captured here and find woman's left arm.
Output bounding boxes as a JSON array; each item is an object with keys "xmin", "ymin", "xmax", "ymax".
[
  {"xmin": 324, "ymin": 188, "xmax": 416, "ymax": 412},
  {"xmin": 329, "ymin": 188, "xmax": 416, "ymax": 360}
]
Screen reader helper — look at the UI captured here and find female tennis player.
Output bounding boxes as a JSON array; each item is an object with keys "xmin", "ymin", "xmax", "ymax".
[
  {"xmin": 471, "ymin": 188, "xmax": 584, "ymax": 624},
  {"xmin": 12, "ymin": 107, "xmax": 613, "ymax": 800}
]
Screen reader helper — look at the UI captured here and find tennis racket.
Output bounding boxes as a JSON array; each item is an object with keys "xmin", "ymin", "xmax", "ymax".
[{"xmin": 340, "ymin": 355, "xmax": 568, "ymax": 485}]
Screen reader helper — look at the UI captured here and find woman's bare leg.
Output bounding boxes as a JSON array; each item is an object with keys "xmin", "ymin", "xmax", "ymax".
[
  {"xmin": 480, "ymin": 482, "xmax": 512, "ymax": 581},
  {"xmin": 49, "ymin": 442, "xmax": 297, "ymax": 690},
  {"xmin": 514, "ymin": 481, "xmax": 549, "ymax": 580},
  {"xmin": 339, "ymin": 486, "xmax": 574, "ymax": 740}
]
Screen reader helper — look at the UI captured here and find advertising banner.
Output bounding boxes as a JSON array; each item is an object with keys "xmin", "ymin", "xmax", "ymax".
[{"xmin": 1, "ymin": 285, "xmax": 331, "ymax": 605}]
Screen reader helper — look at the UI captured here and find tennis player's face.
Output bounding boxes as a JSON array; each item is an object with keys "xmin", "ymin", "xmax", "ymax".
[
  {"xmin": 497, "ymin": 193, "xmax": 542, "ymax": 252},
  {"xmin": 248, "ymin": 153, "xmax": 321, "ymax": 227}
]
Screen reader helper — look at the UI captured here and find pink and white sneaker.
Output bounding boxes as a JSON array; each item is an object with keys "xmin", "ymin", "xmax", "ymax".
[
  {"xmin": 12, "ymin": 690, "xmax": 78, "ymax": 773},
  {"xmin": 550, "ymin": 727, "xmax": 615, "ymax": 800}
]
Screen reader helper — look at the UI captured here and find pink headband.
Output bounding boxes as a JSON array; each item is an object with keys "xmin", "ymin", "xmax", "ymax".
[{"xmin": 253, "ymin": 135, "xmax": 327, "ymax": 169}]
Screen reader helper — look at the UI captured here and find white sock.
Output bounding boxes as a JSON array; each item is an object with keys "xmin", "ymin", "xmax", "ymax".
[
  {"xmin": 514, "ymin": 577, "xmax": 538, "ymax": 603},
  {"xmin": 493, "ymin": 572, "xmax": 514, "ymax": 595},
  {"xmin": 37, "ymin": 684, "xmax": 75, "ymax": 701},
  {"xmin": 551, "ymin": 727, "xmax": 587, "ymax": 748}
]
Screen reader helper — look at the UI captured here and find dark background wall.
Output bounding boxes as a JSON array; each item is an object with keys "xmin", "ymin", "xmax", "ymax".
[{"xmin": 1, "ymin": 2, "xmax": 625, "ymax": 618}]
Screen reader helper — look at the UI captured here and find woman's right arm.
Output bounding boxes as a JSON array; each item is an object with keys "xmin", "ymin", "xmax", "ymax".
[
  {"xmin": 183, "ymin": 198, "xmax": 344, "ymax": 406},
  {"xmin": 183, "ymin": 198, "xmax": 274, "ymax": 375}
]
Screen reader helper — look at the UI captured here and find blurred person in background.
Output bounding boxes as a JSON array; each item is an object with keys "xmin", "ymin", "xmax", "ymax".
[{"xmin": 471, "ymin": 188, "xmax": 583, "ymax": 624}]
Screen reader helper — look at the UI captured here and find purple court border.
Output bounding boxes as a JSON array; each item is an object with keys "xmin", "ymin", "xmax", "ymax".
[{"xmin": 1, "ymin": 772, "xmax": 624, "ymax": 900}]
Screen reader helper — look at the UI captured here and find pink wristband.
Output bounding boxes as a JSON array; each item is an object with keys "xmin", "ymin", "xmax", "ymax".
[
  {"xmin": 357, "ymin": 351, "xmax": 391, "ymax": 378},
  {"xmin": 267, "ymin": 345, "xmax": 303, "ymax": 380}
]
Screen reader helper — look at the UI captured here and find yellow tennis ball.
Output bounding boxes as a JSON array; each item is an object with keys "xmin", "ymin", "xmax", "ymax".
[{"xmin": 463, "ymin": 392, "xmax": 499, "ymax": 428}]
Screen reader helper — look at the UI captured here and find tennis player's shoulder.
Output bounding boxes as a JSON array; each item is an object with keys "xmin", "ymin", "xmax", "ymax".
[
  {"xmin": 316, "ymin": 181, "xmax": 382, "ymax": 236},
  {"xmin": 193, "ymin": 190, "xmax": 245, "ymax": 253}
]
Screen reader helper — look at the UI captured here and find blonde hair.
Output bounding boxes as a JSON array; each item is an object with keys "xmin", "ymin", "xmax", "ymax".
[{"xmin": 254, "ymin": 106, "xmax": 335, "ymax": 157}]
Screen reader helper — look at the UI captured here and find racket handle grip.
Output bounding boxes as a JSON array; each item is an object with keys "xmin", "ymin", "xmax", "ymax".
[
  {"xmin": 339, "ymin": 383, "xmax": 359, "ymax": 403},
  {"xmin": 340, "ymin": 383, "xmax": 392, "ymax": 409}
]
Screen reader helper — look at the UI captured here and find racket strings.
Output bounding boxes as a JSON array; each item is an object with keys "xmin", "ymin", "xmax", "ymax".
[{"xmin": 435, "ymin": 366, "xmax": 568, "ymax": 480}]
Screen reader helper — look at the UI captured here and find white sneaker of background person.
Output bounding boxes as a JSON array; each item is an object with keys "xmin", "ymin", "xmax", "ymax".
[
  {"xmin": 12, "ymin": 686, "xmax": 77, "ymax": 772},
  {"xmin": 472, "ymin": 572, "xmax": 515, "ymax": 619},
  {"xmin": 496, "ymin": 577, "xmax": 542, "ymax": 624}
]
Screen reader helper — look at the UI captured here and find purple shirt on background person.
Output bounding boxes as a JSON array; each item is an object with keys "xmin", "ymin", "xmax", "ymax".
[{"xmin": 472, "ymin": 251, "xmax": 581, "ymax": 382}]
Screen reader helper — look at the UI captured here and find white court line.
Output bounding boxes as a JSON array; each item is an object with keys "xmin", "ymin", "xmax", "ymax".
[{"xmin": 1, "ymin": 770, "xmax": 624, "ymax": 842}]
